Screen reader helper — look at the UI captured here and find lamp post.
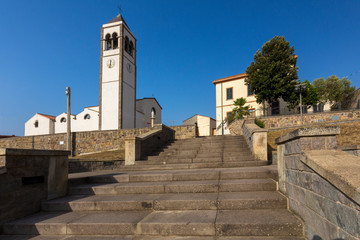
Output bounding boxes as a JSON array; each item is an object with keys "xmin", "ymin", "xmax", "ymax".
[
  {"xmin": 65, "ymin": 87, "xmax": 71, "ymax": 153},
  {"xmin": 295, "ymin": 83, "xmax": 307, "ymax": 125}
]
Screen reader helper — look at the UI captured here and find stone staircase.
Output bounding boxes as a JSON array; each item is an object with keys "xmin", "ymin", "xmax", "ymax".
[{"xmin": 1, "ymin": 135, "xmax": 305, "ymax": 239}]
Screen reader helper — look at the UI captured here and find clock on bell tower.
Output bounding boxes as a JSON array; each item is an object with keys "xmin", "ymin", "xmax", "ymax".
[{"xmin": 99, "ymin": 14, "xmax": 137, "ymax": 130}]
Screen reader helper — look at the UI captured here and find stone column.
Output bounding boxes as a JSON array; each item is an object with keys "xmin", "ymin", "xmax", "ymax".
[{"xmin": 125, "ymin": 137, "xmax": 141, "ymax": 165}]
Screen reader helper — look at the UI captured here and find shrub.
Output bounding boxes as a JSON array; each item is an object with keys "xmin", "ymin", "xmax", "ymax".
[{"xmin": 255, "ymin": 118, "xmax": 265, "ymax": 128}]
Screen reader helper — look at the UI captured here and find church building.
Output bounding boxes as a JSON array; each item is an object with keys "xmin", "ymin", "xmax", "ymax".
[{"xmin": 25, "ymin": 14, "xmax": 162, "ymax": 136}]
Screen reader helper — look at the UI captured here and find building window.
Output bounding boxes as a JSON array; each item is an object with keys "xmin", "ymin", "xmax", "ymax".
[
  {"xmin": 34, "ymin": 120, "xmax": 39, "ymax": 128},
  {"xmin": 129, "ymin": 41, "xmax": 134, "ymax": 56},
  {"xmin": 226, "ymin": 111, "xmax": 232, "ymax": 119},
  {"xmin": 125, "ymin": 36, "xmax": 129, "ymax": 54},
  {"xmin": 112, "ymin": 33, "xmax": 118, "ymax": 49},
  {"xmin": 249, "ymin": 108, "xmax": 256, "ymax": 117},
  {"xmin": 105, "ymin": 34, "xmax": 111, "ymax": 51},
  {"xmin": 60, "ymin": 117, "xmax": 66, "ymax": 123},
  {"xmin": 247, "ymin": 84, "xmax": 254, "ymax": 96},
  {"xmin": 84, "ymin": 114, "xmax": 91, "ymax": 120},
  {"xmin": 226, "ymin": 88, "xmax": 233, "ymax": 100},
  {"xmin": 271, "ymin": 101, "xmax": 280, "ymax": 115}
]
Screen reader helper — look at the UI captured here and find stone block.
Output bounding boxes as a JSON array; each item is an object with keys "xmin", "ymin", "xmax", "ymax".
[
  {"xmin": 324, "ymin": 199, "xmax": 359, "ymax": 237},
  {"xmin": 325, "ymin": 136, "xmax": 337, "ymax": 149},
  {"xmin": 298, "ymin": 171, "xmax": 313, "ymax": 190},
  {"xmin": 299, "ymin": 137, "xmax": 312, "ymax": 151},
  {"xmin": 285, "ymin": 169, "xmax": 298, "ymax": 185},
  {"xmin": 338, "ymin": 229, "xmax": 359, "ymax": 240},
  {"xmin": 311, "ymin": 137, "xmax": 325, "ymax": 150}
]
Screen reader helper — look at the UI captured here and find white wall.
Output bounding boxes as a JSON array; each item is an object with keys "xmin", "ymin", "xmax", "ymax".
[
  {"xmin": 183, "ymin": 115, "xmax": 215, "ymax": 136},
  {"xmin": 25, "ymin": 114, "xmax": 54, "ymax": 136},
  {"xmin": 101, "ymin": 81, "xmax": 119, "ymax": 130},
  {"xmin": 73, "ymin": 107, "xmax": 99, "ymax": 132}
]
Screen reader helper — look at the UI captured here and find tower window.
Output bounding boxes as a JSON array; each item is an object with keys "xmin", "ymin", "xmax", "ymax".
[
  {"xmin": 125, "ymin": 36, "xmax": 129, "ymax": 54},
  {"xmin": 60, "ymin": 117, "xmax": 66, "ymax": 123},
  {"xmin": 112, "ymin": 33, "xmax": 118, "ymax": 49},
  {"xmin": 105, "ymin": 34, "xmax": 111, "ymax": 50},
  {"xmin": 84, "ymin": 114, "xmax": 91, "ymax": 120},
  {"xmin": 34, "ymin": 120, "xmax": 39, "ymax": 128},
  {"xmin": 129, "ymin": 41, "xmax": 134, "ymax": 56}
]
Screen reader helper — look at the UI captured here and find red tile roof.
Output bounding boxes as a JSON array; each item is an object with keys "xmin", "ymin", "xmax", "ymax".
[
  {"xmin": 37, "ymin": 113, "xmax": 56, "ymax": 121},
  {"xmin": 213, "ymin": 73, "xmax": 247, "ymax": 84}
]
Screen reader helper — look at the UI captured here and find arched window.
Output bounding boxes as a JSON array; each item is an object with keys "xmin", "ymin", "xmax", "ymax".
[
  {"xmin": 60, "ymin": 117, "xmax": 66, "ymax": 123},
  {"xmin": 34, "ymin": 120, "xmax": 39, "ymax": 128},
  {"xmin": 129, "ymin": 41, "xmax": 134, "ymax": 56},
  {"xmin": 105, "ymin": 34, "xmax": 111, "ymax": 50},
  {"xmin": 124, "ymin": 36, "xmax": 129, "ymax": 54},
  {"xmin": 112, "ymin": 33, "xmax": 118, "ymax": 49},
  {"xmin": 84, "ymin": 114, "xmax": 91, "ymax": 120}
]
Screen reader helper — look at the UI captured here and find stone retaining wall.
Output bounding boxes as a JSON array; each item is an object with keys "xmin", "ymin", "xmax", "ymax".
[
  {"xmin": 0, "ymin": 125, "xmax": 193, "ymax": 156},
  {"xmin": 263, "ymin": 109, "xmax": 360, "ymax": 129},
  {"xmin": 276, "ymin": 127, "xmax": 360, "ymax": 239},
  {"xmin": 169, "ymin": 125, "xmax": 196, "ymax": 139},
  {"xmin": 0, "ymin": 149, "xmax": 69, "ymax": 229},
  {"xmin": 241, "ymin": 120, "xmax": 268, "ymax": 161}
]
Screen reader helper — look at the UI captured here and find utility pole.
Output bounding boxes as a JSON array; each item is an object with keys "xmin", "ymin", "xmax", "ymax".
[
  {"xmin": 65, "ymin": 87, "xmax": 71, "ymax": 154},
  {"xmin": 295, "ymin": 83, "xmax": 307, "ymax": 125}
]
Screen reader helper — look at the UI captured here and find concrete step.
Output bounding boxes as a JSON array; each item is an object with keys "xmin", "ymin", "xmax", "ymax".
[
  {"xmin": 3, "ymin": 209, "xmax": 302, "ymax": 237},
  {"xmin": 0, "ymin": 236, "xmax": 306, "ymax": 240},
  {"xmin": 68, "ymin": 179, "xmax": 276, "ymax": 195},
  {"xmin": 42, "ymin": 191, "xmax": 287, "ymax": 212}
]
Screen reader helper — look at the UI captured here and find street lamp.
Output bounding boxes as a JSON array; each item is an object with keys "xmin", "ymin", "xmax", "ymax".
[
  {"xmin": 295, "ymin": 83, "xmax": 307, "ymax": 125},
  {"xmin": 65, "ymin": 87, "xmax": 71, "ymax": 154}
]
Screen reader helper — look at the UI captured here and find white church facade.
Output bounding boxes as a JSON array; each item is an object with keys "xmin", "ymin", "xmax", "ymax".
[{"xmin": 25, "ymin": 14, "xmax": 162, "ymax": 136}]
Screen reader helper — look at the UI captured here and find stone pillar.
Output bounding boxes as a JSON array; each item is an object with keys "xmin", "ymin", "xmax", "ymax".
[{"xmin": 125, "ymin": 137, "xmax": 141, "ymax": 165}]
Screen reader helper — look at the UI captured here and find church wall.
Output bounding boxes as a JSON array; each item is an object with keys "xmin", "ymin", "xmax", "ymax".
[
  {"xmin": 25, "ymin": 115, "xmax": 54, "ymax": 136},
  {"xmin": 72, "ymin": 108, "xmax": 99, "ymax": 132},
  {"xmin": 140, "ymin": 99, "xmax": 162, "ymax": 126}
]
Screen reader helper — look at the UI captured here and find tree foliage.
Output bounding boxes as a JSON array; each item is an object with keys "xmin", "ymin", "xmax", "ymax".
[
  {"xmin": 313, "ymin": 75, "xmax": 355, "ymax": 104},
  {"xmin": 287, "ymin": 80, "xmax": 319, "ymax": 110},
  {"xmin": 245, "ymin": 36, "xmax": 298, "ymax": 106},
  {"xmin": 226, "ymin": 98, "xmax": 250, "ymax": 123}
]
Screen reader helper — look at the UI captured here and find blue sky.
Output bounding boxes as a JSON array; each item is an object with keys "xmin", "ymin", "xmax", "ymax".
[{"xmin": 1, "ymin": 0, "xmax": 359, "ymax": 136}]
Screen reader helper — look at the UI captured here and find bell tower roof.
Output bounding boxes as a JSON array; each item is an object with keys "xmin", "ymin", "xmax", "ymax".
[{"xmin": 108, "ymin": 14, "xmax": 130, "ymax": 29}]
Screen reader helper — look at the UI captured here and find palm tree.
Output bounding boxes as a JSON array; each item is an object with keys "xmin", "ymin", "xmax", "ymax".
[{"xmin": 226, "ymin": 98, "xmax": 250, "ymax": 123}]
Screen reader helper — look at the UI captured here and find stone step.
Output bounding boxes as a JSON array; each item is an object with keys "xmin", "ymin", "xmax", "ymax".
[
  {"xmin": 68, "ymin": 179, "xmax": 276, "ymax": 195},
  {"xmin": 69, "ymin": 166, "xmax": 277, "ymax": 185},
  {"xmin": 0, "ymin": 236, "xmax": 306, "ymax": 240},
  {"xmin": 3, "ymin": 209, "xmax": 303, "ymax": 237},
  {"xmin": 42, "ymin": 191, "xmax": 287, "ymax": 212}
]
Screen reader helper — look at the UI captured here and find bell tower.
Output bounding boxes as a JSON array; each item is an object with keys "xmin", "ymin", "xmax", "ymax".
[{"xmin": 99, "ymin": 14, "xmax": 137, "ymax": 130}]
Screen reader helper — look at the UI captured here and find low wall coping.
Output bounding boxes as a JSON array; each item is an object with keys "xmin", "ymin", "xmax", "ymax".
[
  {"xmin": 275, "ymin": 126, "xmax": 340, "ymax": 145},
  {"xmin": 340, "ymin": 145, "xmax": 360, "ymax": 151},
  {"xmin": 301, "ymin": 150, "xmax": 360, "ymax": 205},
  {"xmin": 0, "ymin": 148, "xmax": 70, "ymax": 156},
  {"xmin": 245, "ymin": 123, "xmax": 268, "ymax": 133}
]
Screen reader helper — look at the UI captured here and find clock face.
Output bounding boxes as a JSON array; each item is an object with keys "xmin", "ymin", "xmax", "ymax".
[
  {"xmin": 106, "ymin": 58, "xmax": 115, "ymax": 68},
  {"xmin": 126, "ymin": 63, "xmax": 133, "ymax": 73}
]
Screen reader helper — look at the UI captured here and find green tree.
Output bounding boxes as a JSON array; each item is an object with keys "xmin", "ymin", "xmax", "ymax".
[
  {"xmin": 313, "ymin": 75, "xmax": 355, "ymax": 104},
  {"xmin": 226, "ymin": 98, "xmax": 250, "ymax": 123},
  {"xmin": 245, "ymin": 36, "xmax": 298, "ymax": 114},
  {"xmin": 287, "ymin": 80, "xmax": 319, "ymax": 110}
]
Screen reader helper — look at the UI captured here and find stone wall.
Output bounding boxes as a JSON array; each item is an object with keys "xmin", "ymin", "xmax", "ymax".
[
  {"xmin": 263, "ymin": 109, "xmax": 360, "ymax": 129},
  {"xmin": 276, "ymin": 127, "xmax": 360, "ymax": 239},
  {"xmin": 241, "ymin": 120, "xmax": 268, "ymax": 161},
  {"xmin": 0, "ymin": 128, "xmax": 153, "ymax": 156},
  {"xmin": 0, "ymin": 148, "xmax": 69, "ymax": 230},
  {"xmin": 0, "ymin": 126, "xmax": 193, "ymax": 156},
  {"xmin": 169, "ymin": 125, "xmax": 196, "ymax": 139}
]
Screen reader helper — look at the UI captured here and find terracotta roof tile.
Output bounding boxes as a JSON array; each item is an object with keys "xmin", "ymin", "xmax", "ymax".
[{"xmin": 213, "ymin": 73, "xmax": 247, "ymax": 84}]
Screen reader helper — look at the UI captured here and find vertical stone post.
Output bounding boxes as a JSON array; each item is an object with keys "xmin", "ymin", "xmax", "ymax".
[
  {"xmin": 125, "ymin": 137, "xmax": 141, "ymax": 165},
  {"xmin": 275, "ymin": 126, "xmax": 340, "ymax": 194}
]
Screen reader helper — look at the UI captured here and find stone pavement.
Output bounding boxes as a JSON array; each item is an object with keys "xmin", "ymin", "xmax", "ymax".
[{"xmin": 1, "ymin": 135, "xmax": 305, "ymax": 239}]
